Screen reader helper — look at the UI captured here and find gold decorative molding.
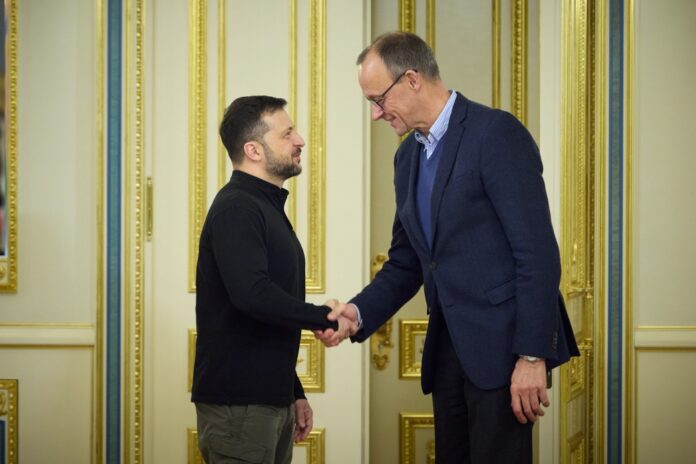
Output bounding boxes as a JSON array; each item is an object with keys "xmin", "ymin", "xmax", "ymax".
[
  {"xmin": 124, "ymin": 0, "xmax": 146, "ymax": 461},
  {"xmin": 399, "ymin": 0, "xmax": 415, "ymax": 33},
  {"xmin": 95, "ymin": 0, "xmax": 106, "ymax": 460},
  {"xmin": 596, "ymin": 1, "xmax": 607, "ymax": 460},
  {"xmin": 425, "ymin": 0, "xmax": 436, "ymax": 51},
  {"xmin": 511, "ymin": 0, "xmax": 527, "ymax": 125},
  {"xmin": 370, "ymin": 253, "xmax": 392, "ymax": 370},
  {"xmin": 287, "ymin": 0, "xmax": 298, "ymax": 227},
  {"xmin": 188, "ymin": 429, "xmax": 204, "ymax": 464},
  {"xmin": 297, "ymin": 330, "xmax": 325, "ymax": 392},
  {"xmin": 0, "ymin": 379, "xmax": 18, "ymax": 464},
  {"xmin": 426, "ymin": 439, "xmax": 435, "ymax": 464},
  {"xmin": 188, "ymin": 329, "xmax": 196, "ymax": 392},
  {"xmin": 0, "ymin": 0, "xmax": 18, "ymax": 292},
  {"xmin": 305, "ymin": 0, "xmax": 326, "ymax": 293},
  {"xmin": 560, "ymin": 1, "xmax": 597, "ymax": 462},
  {"xmin": 188, "ymin": 0, "xmax": 208, "ymax": 293},
  {"xmin": 295, "ymin": 428, "xmax": 325, "ymax": 464},
  {"xmin": 217, "ymin": 0, "xmax": 227, "ymax": 189},
  {"xmin": 626, "ymin": 0, "xmax": 635, "ymax": 462},
  {"xmin": 492, "ymin": 0, "xmax": 501, "ymax": 108},
  {"xmin": 400, "ymin": 413, "xmax": 434, "ymax": 464},
  {"xmin": 399, "ymin": 319, "xmax": 427, "ymax": 379}
]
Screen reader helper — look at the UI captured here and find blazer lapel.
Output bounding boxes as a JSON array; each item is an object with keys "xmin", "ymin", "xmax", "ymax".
[{"xmin": 429, "ymin": 94, "xmax": 469, "ymax": 250}]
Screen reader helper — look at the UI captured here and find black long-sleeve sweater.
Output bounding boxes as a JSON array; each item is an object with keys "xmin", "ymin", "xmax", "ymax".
[{"xmin": 191, "ymin": 170, "xmax": 338, "ymax": 406}]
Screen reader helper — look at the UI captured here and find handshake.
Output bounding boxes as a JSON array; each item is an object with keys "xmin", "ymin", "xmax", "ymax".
[{"xmin": 314, "ymin": 299, "xmax": 360, "ymax": 347}]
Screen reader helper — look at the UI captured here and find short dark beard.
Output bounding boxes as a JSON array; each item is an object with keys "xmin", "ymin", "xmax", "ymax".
[{"xmin": 262, "ymin": 141, "xmax": 302, "ymax": 180}]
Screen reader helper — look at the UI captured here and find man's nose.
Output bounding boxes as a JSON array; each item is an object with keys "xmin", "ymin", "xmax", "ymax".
[
  {"xmin": 370, "ymin": 103, "xmax": 384, "ymax": 121},
  {"xmin": 294, "ymin": 133, "xmax": 305, "ymax": 147}
]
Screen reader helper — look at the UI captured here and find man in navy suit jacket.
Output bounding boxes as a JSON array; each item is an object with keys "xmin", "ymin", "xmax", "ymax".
[{"xmin": 317, "ymin": 32, "xmax": 579, "ymax": 463}]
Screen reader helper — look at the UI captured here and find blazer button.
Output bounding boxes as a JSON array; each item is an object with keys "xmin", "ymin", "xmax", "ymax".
[{"xmin": 430, "ymin": 261, "xmax": 437, "ymax": 270}]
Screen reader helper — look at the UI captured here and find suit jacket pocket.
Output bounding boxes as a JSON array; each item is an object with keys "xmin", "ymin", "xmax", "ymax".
[{"xmin": 485, "ymin": 278, "xmax": 516, "ymax": 305}]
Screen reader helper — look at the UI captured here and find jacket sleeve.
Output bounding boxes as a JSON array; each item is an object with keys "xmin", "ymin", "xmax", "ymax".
[
  {"xmin": 293, "ymin": 373, "xmax": 306, "ymax": 400},
  {"xmin": 481, "ymin": 111, "xmax": 562, "ymax": 359},
  {"xmin": 350, "ymin": 211, "xmax": 424, "ymax": 341}
]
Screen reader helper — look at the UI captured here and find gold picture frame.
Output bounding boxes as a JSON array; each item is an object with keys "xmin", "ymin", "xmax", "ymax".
[
  {"xmin": 295, "ymin": 428, "xmax": 325, "ymax": 464},
  {"xmin": 0, "ymin": 0, "xmax": 18, "ymax": 292},
  {"xmin": 400, "ymin": 413, "xmax": 434, "ymax": 464},
  {"xmin": 400, "ymin": 319, "xmax": 428, "ymax": 379},
  {"xmin": 0, "ymin": 379, "xmax": 18, "ymax": 464},
  {"xmin": 297, "ymin": 330, "xmax": 324, "ymax": 392},
  {"xmin": 187, "ymin": 428, "xmax": 204, "ymax": 464}
]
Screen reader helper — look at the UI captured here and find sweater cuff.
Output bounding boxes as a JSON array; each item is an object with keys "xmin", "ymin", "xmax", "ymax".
[{"xmin": 293, "ymin": 373, "xmax": 306, "ymax": 400}]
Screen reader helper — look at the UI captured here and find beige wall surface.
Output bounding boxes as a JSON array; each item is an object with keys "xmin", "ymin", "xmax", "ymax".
[
  {"xmin": 632, "ymin": 1, "xmax": 696, "ymax": 463},
  {"xmin": 4, "ymin": 0, "xmax": 97, "ymax": 322},
  {"xmin": 0, "ymin": 348, "xmax": 93, "ymax": 463},
  {"xmin": 634, "ymin": 0, "xmax": 696, "ymax": 327},
  {"xmin": 636, "ymin": 350, "xmax": 696, "ymax": 463},
  {"xmin": 0, "ymin": 1, "xmax": 97, "ymax": 462}
]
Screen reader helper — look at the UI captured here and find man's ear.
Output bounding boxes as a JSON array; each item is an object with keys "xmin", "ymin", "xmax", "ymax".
[
  {"xmin": 242, "ymin": 141, "xmax": 263, "ymax": 162},
  {"xmin": 406, "ymin": 69, "xmax": 420, "ymax": 90}
]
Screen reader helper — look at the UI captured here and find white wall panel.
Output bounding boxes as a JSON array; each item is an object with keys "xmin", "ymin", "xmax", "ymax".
[
  {"xmin": 636, "ymin": 350, "xmax": 696, "ymax": 463},
  {"xmin": 5, "ymin": 0, "xmax": 97, "ymax": 323},
  {"xmin": 0, "ymin": 348, "xmax": 93, "ymax": 463},
  {"xmin": 634, "ymin": 0, "xmax": 696, "ymax": 327}
]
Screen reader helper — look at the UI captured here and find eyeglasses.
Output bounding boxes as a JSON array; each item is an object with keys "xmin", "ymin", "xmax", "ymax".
[{"xmin": 366, "ymin": 69, "xmax": 414, "ymax": 110}]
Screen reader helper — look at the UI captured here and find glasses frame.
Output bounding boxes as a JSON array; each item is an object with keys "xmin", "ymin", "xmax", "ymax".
[{"xmin": 367, "ymin": 68, "xmax": 415, "ymax": 110}]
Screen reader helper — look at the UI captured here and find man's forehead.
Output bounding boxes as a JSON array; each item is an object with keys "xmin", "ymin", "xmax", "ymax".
[{"xmin": 359, "ymin": 55, "xmax": 390, "ymax": 90}]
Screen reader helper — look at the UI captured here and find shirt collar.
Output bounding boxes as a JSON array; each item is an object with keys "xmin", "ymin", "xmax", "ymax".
[
  {"xmin": 414, "ymin": 90, "xmax": 457, "ymax": 147},
  {"xmin": 230, "ymin": 170, "xmax": 289, "ymax": 209}
]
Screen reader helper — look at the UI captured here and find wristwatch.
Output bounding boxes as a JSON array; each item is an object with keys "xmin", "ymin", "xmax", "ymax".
[{"xmin": 519, "ymin": 355, "xmax": 542, "ymax": 363}]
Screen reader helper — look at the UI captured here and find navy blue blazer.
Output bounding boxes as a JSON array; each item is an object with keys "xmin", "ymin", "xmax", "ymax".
[{"xmin": 352, "ymin": 93, "xmax": 579, "ymax": 392}]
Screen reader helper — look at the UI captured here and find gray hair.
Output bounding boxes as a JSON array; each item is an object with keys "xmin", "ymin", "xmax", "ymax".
[{"xmin": 356, "ymin": 31, "xmax": 440, "ymax": 81}]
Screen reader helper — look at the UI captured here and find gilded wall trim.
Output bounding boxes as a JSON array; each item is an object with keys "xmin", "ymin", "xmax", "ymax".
[
  {"xmin": 287, "ymin": 0, "xmax": 298, "ymax": 227},
  {"xmin": 596, "ymin": 0, "xmax": 608, "ymax": 462},
  {"xmin": 188, "ymin": 429, "xmax": 204, "ymax": 464},
  {"xmin": 399, "ymin": 0, "xmax": 415, "ymax": 33},
  {"xmin": 626, "ymin": 0, "xmax": 635, "ymax": 461},
  {"xmin": 217, "ymin": 0, "xmax": 227, "ymax": 189},
  {"xmin": 95, "ymin": 6, "xmax": 106, "ymax": 460},
  {"xmin": 0, "ymin": 0, "xmax": 18, "ymax": 292},
  {"xmin": 95, "ymin": 2, "xmax": 106, "ymax": 462},
  {"xmin": 0, "ymin": 379, "xmax": 18, "ymax": 464},
  {"xmin": 399, "ymin": 319, "xmax": 427, "ymax": 379},
  {"xmin": 492, "ymin": 0, "xmax": 501, "ymax": 108},
  {"xmin": 400, "ymin": 413, "xmax": 434, "ymax": 464},
  {"xmin": 123, "ymin": 0, "xmax": 146, "ymax": 461},
  {"xmin": 188, "ymin": 0, "xmax": 208, "ymax": 292},
  {"xmin": 297, "ymin": 330, "xmax": 325, "ymax": 392},
  {"xmin": 305, "ymin": 0, "xmax": 326, "ymax": 293},
  {"xmin": 559, "ymin": 1, "xmax": 597, "ymax": 462},
  {"xmin": 295, "ymin": 428, "xmax": 325, "ymax": 464},
  {"xmin": 425, "ymin": 0, "xmax": 436, "ymax": 51},
  {"xmin": 511, "ymin": 0, "xmax": 527, "ymax": 124}
]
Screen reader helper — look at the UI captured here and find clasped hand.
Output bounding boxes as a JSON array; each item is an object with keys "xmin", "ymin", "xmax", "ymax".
[{"xmin": 314, "ymin": 299, "xmax": 358, "ymax": 347}]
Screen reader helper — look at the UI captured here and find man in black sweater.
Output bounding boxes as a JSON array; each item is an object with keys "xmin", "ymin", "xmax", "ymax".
[{"xmin": 192, "ymin": 96, "xmax": 354, "ymax": 464}]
